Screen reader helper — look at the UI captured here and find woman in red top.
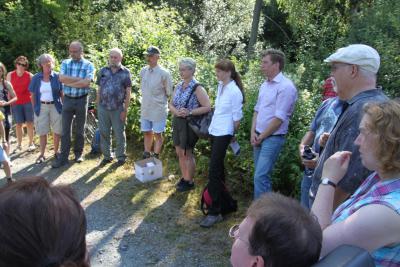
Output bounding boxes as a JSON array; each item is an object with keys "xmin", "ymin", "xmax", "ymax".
[{"xmin": 6, "ymin": 56, "xmax": 35, "ymax": 152}]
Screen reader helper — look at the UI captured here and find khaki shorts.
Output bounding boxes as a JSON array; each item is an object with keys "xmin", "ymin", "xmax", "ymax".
[{"xmin": 34, "ymin": 103, "xmax": 62, "ymax": 136}]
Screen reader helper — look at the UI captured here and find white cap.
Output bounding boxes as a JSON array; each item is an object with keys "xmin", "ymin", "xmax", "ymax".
[{"xmin": 324, "ymin": 44, "xmax": 380, "ymax": 74}]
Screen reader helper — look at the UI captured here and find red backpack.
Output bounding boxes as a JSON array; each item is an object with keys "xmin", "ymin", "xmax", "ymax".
[{"xmin": 201, "ymin": 183, "xmax": 238, "ymax": 215}]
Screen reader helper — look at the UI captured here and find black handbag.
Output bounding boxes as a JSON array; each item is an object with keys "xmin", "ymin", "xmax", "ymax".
[{"xmin": 185, "ymin": 83, "xmax": 213, "ymax": 139}]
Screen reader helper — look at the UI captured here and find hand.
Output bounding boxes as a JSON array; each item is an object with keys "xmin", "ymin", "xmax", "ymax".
[
  {"xmin": 2, "ymin": 142, "xmax": 8, "ymax": 151},
  {"xmin": 250, "ymin": 131, "xmax": 258, "ymax": 146},
  {"xmin": 231, "ymin": 136, "xmax": 236, "ymax": 143},
  {"xmin": 120, "ymin": 110, "xmax": 127, "ymax": 122},
  {"xmin": 302, "ymin": 157, "xmax": 318, "ymax": 169},
  {"xmin": 0, "ymin": 100, "xmax": 6, "ymax": 107},
  {"xmin": 178, "ymin": 108, "xmax": 189, "ymax": 118},
  {"xmin": 319, "ymin": 132, "xmax": 330, "ymax": 148},
  {"xmin": 253, "ymin": 133, "xmax": 263, "ymax": 146},
  {"xmin": 321, "ymin": 151, "xmax": 352, "ymax": 184}
]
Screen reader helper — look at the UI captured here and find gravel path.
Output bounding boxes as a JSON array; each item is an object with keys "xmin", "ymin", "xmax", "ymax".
[{"xmin": 2, "ymin": 140, "xmax": 246, "ymax": 267}]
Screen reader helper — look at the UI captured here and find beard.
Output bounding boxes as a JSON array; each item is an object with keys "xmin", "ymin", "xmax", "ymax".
[{"xmin": 109, "ymin": 62, "xmax": 122, "ymax": 68}]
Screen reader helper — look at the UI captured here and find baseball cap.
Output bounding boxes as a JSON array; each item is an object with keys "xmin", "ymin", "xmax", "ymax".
[
  {"xmin": 144, "ymin": 46, "xmax": 161, "ymax": 56},
  {"xmin": 324, "ymin": 44, "xmax": 380, "ymax": 74}
]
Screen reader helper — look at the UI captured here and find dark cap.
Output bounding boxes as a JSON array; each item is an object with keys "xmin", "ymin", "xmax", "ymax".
[{"xmin": 144, "ymin": 46, "xmax": 161, "ymax": 56}]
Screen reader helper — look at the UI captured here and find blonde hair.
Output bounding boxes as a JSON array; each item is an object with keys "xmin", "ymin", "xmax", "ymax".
[{"xmin": 363, "ymin": 99, "xmax": 400, "ymax": 174}]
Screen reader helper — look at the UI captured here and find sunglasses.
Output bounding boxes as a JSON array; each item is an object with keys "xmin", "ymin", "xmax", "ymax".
[{"xmin": 17, "ymin": 63, "xmax": 27, "ymax": 67}]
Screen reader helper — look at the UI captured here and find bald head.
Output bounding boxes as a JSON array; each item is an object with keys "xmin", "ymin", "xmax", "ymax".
[{"xmin": 69, "ymin": 41, "xmax": 83, "ymax": 61}]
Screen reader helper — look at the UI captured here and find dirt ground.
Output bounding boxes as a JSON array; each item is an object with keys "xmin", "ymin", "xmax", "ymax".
[{"xmin": 2, "ymin": 137, "xmax": 248, "ymax": 267}]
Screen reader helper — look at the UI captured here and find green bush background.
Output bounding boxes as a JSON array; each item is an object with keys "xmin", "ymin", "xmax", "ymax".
[{"xmin": 0, "ymin": 0, "xmax": 399, "ymax": 199}]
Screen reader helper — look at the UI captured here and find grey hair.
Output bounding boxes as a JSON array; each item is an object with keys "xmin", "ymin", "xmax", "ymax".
[
  {"xmin": 36, "ymin": 54, "xmax": 55, "ymax": 69},
  {"xmin": 110, "ymin": 48, "xmax": 123, "ymax": 57},
  {"xmin": 179, "ymin": 58, "xmax": 196, "ymax": 73},
  {"xmin": 70, "ymin": 41, "xmax": 84, "ymax": 52}
]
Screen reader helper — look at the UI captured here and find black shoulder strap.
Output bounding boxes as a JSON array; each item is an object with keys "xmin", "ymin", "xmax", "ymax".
[{"xmin": 184, "ymin": 83, "xmax": 201, "ymax": 108}]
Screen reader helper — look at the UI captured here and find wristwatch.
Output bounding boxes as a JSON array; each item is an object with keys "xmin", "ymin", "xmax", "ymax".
[
  {"xmin": 321, "ymin": 178, "xmax": 337, "ymax": 188},
  {"xmin": 189, "ymin": 110, "xmax": 192, "ymax": 116}
]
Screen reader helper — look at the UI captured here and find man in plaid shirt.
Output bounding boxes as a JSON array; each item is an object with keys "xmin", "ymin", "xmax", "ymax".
[{"xmin": 52, "ymin": 41, "xmax": 95, "ymax": 168}]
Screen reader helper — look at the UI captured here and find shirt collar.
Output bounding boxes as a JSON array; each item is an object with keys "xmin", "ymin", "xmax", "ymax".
[
  {"xmin": 347, "ymin": 88, "xmax": 382, "ymax": 105},
  {"xmin": 267, "ymin": 72, "xmax": 284, "ymax": 83},
  {"xmin": 37, "ymin": 71, "xmax": 56, "ymax": 79}
]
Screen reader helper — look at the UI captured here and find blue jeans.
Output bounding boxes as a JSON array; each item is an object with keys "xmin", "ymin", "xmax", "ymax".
[
  {"xmin": 300, "ymin": 169, "xmax": 314, "ymax": 209},
  {"xmin": 253, "ymin": 135, "xmax": 285, "ymax": 199}
]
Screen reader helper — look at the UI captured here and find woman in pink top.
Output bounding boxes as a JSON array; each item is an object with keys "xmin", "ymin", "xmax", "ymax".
[{"xmin": 6, "ymin": 56, "xmax": 35, "ymax": 152}]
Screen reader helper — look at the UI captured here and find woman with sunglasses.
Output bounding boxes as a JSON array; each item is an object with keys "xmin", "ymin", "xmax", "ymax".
[{"xmin": 6, "ymin": 56, "xmax": 35, "ymax": 153}]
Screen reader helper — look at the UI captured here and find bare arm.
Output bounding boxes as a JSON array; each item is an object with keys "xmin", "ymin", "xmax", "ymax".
[
  {"xmin": 6, "ymin": 73, "xmax": 11, "ymax": 82},
  {"xmin": 120, "ymin": 86, "xmax": 131, "ymax": 122},
  {"xmin": 192, "ymin": 86, "xmax": 211, "ymax": 115},
  {"xmin": 299, "ymin": 131, "xmax": 318, "ymax": 169},
  {"xmin": 61, "ymin": 77, "xmax": 91, "ymax": 88},
  {"xmin": 4, "ymin": 82, "xmax": 17, "ymax": 105},
  {"xmin": 320, "ymin": 204, "xmax": 400, "ymax": 257},
  {"xmin": 250, "ymin": 112, "xmax": 258, "ymax": 145},
  {"xmin": 0, "ymin": 120, "xmax": 5, "ymax": 142},
  {"xmin": 168, "ymin": 87, "xmax": 180, "ymax": 117}
]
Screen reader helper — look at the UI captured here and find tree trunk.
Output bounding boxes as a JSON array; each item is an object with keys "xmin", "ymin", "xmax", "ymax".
[{"xmin": 247, "ymin": 0, "xmax": 263, "ymax": 59}]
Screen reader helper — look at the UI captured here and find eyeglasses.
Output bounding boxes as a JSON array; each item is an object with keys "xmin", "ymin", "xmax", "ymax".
[
  {"xmin": 228, "ymin": 224, "xmax": 249, "ymax": 246},
  {"xmin": 330, "ymin": 63, "xmax": 353, "ymax": 72}
]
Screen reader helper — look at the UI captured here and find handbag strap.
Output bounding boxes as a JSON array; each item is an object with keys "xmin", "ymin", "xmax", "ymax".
[{"xmin": 184, "ymin": 83, "xmax": 201, "ymax": 108}]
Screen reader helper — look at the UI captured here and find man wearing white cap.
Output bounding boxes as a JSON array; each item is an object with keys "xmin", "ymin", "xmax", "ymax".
[{"xmin": 309, "ymin": 44, "xmax": 388, "ymax": 208}]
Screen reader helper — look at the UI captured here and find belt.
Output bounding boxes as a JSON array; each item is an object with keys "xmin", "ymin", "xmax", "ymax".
[
  {"xmin": 65, "ymin": 94, "xmax": 88, "ymax": 99},
  {"xmin": 255, "ymin": 131, "xmax": 285, "ymax": 137},
  {"xmin": 41, "ymin": 101, "xmax": 54, "ymax": 104}
]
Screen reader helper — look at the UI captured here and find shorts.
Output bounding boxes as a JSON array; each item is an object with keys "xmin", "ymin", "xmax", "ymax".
[
  {"xmin": 172, "ymin": 116, "xmax": 198, "ymax": 149},
  {"xmin": 34, "ymin": 104, "xmax": 62, "ymax": 136},
  {"xmin": 12, "ymin": 103, "xmax": 34, "ymax": 124},
  {"xmin": 141, "ymin": 118, "xmax": 166, "ymax": 133},
  {"xmin": 0, "ymin": 145, "xmax": 9, "ymax": 163}
]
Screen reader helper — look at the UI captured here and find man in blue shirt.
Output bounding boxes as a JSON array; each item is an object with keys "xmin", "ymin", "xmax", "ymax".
[
  {"xmin": 52, "ymin": 41, "xmax": 95, "ymax": 168},
  {"xmin": 96, "ymin": 48, "xmax": 131, "ymax": 166}
]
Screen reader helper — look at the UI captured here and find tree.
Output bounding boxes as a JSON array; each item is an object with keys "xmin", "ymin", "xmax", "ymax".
[{"xmin": 247, "ymin": 0, "xmax": 263, "ymax": 58}]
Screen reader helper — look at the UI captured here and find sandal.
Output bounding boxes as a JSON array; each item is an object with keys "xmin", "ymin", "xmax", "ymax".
[{"xmin": 35, "ymin": 155, "xmax": 46, "ymax": 164}]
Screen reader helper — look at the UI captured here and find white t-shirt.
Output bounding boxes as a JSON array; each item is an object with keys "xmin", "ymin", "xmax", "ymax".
[
  {"xmin": 208, "ymin": 80, "xmax": 243, "ymax": 136},
  {"xmin": 40, "ymin": 81, "xmax": 53, "ymax": 101}
]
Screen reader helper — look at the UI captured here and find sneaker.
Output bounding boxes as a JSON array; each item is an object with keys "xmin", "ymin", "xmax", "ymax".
[
  {"xmin": 12, "ymin": 145, "xmax": 22, "ymax": 154},
  {"xmin": 176, "ymin": 178, "xmax": 194, "ymax": 192},
  {"xmin": 142, "ymin": 151, "xmax": 151, "ymax": 159},
  {"xmin": 115, "ymin": 159, "xmax": 126, "ymax": 167},
  {"xmin": 200, "ymin": 214, "xmax": 223, "ymax": 228},
  {"xmin": 75, "ymin": 155, "xmax": 84, "ymax": 163},
  {"xmin": 6, "ymin": 177, "xmax": 15, "ymax": 184},
  {"xmin": 100, "ymin": 158, "xmax": 113, "ymax": 166},
  {"xmin": 27, "ymin": 144, "xmax": 36, "ymax": 152},
  {"xmin": 51, "ymin": 159, "xmax": 69, "ymax": 168},
  {"xmin": 152, "ymin": 153, "xmax": 160, "ymax": 159}
]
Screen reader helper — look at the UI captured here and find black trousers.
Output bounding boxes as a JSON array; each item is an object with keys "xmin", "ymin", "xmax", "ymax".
[{"xmin": 207, "ymin": 134, "xmax": 232, "ymax": 215}]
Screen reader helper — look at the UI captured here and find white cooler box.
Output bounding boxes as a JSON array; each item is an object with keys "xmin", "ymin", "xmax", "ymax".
[{"xmin": 134, "ymin": 157, "xmax": 163, "ymax": 182}]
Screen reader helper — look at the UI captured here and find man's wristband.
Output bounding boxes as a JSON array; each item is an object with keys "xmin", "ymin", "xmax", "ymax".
[{"xmin": 320, "ymin": 178, "xmax": 337, "ymax": 188}]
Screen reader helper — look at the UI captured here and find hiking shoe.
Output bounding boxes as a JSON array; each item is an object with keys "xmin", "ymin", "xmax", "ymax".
[
  {"xmin": 6, "ymin": 177, "xmax": 15, "ymax": 184},
  {"xmin": 152, "ymin": 153, "xmax": 160, "ymax": 159},
  {"xmin": 142, "ymin": 151, "xmax": 151, "ymax": 159},
  {"xmin": 176, "ymin": 178, "xmax": 194, "ymax": 192},
  {"xmin": 200, "ymin": 214, "xmax": 223, "ymax": 228},
  {"xmin": 51, "ymin": 159, "xmax": 69, "ymax": 168}
]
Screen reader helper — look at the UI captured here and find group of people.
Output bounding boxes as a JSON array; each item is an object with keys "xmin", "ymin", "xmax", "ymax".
[{"xmin": 0, "ymin": 41, "xmax": 399, "ymax": 267}]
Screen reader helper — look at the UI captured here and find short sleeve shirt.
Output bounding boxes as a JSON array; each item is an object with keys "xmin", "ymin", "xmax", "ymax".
[
  {"xmin": 140, "ymin": 65, "xmax": 173, "ymax": 122},
  {"xmin": 96, "ymin": 66, "xmax": 132, "ymax": 110},
  {"xmin": 311, "ymin": 89, "xmax": 388, "ymax": 196},
  {"xmin": 60, "ymin": 58, "xmax": 95, "ymax": 97},
  {"xmin": 309, "ymin": 97, "xmax": 343, "ymax": 153}
]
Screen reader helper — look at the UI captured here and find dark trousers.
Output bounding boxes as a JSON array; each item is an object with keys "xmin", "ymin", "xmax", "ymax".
[
  {"xmin": 60, "ymin": 96, "xmax": 88, "ymax": 161},
  {"xmin": 4, "ymin": 114, "xmax": 10, "ymax": 141},
  {"xmin": 207, "ymin": 134, "xmax": 232, "ymax": 215}
]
